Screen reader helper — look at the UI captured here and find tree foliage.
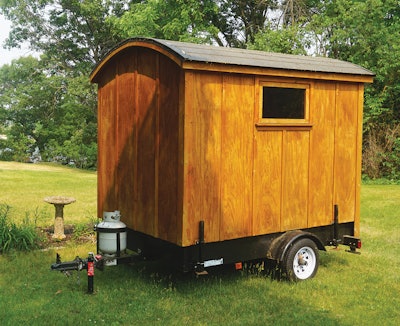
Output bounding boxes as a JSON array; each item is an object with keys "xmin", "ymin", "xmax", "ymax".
[
  {"xmin": 0, "ymin": 56, "xmax": 97, "ymax": 168},
  {"xmin": 1, "ymin": 0, "xmax": 128, "ymax": 70},
  {"xmin": 1, "ymin": 0, "xmax": 399, "ymax": 178},
  {"xmin": 306, "ymin": 0, "xmax": 400, "ymax": 179}
]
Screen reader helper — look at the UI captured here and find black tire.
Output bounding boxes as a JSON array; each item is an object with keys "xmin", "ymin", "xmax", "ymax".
[{"xmin": 283, "ymin": 238, "xmax": 319, "ymax": 281}]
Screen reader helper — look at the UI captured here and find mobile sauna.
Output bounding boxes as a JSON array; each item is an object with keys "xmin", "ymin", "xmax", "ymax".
[{"xmin": 90, "ymin": 38, "xmax": 374, "ymax": 281}]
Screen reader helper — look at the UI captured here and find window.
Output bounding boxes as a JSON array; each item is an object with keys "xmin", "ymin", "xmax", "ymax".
[
  {"xmin": 257, "ymin": 81, "xmax": 310, "ymax": 129},
  {"xmin": 262, "ymin": 87, "xmax": 305, "ymax": 119}
]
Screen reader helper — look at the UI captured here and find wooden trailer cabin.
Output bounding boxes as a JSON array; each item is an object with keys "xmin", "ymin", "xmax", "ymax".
[{"xmin": 90, "ymin": 38, "xmax": 374, "ymax": 280}]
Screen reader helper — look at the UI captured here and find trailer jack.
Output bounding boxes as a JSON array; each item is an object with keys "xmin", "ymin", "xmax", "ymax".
[
  {"xmin": 51, "ymin": 252, "xmax": 104, "ymax": 293},
  {"xmin": 195, "ymin": 220, "xmax": 208, "ymax": 275}
]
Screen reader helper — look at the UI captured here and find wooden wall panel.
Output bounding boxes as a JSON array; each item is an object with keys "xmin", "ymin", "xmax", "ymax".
[
  {"xmin": 308, "ymin": 81, "xmax": 336, "ymax": 227},
  {"xmin": 134, "ymin": 49, "xmax": 158, "ymax": 236},
  {"xmin": 354, "ymin": 84, "xmax": 364, "ymax": 237},
  {"xmin": 334, "ymin": 83, "xmax": 359, "ymax": 223},
  {"xmin": 176, "ymin": 72, "xmax": 185, "ymax": 246},
  {"xmin": 115, "ymin": 50, "xmax": 137, "ymax": 230},
  {"xmin": 253, "ymin": 131, "xmax": 282, "ymax": 234},
  {"xmin": 282, "ymin": 131, "xmax": 309, "ymax": 230},
  {"xmin": 183, "ymin": 72, "xmax": 222, "ymax": 246},
  {"xmin": 97, "ymin": 62, "xmax": 117, "ymax": 216},
  {"xmin": 157, "ymin": 57, "xmax": 180, "ymax": 243},
  {"xmin": 220, "ymin": 75, "xmax": 254, "ymax": 240}
]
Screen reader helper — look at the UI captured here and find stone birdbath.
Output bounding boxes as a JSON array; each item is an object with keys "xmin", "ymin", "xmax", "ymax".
[{"xmin": 44, "ymin": 196, "xmax": 76, "ymax": 240}]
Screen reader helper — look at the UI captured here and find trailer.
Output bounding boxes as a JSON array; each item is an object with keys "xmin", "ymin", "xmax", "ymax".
[{"xmin": 90, "ymin": 38, "xmax": 374, "ymax": 281}]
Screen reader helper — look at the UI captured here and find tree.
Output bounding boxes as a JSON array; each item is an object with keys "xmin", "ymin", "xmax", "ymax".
[
  {"xmin": 213, "ymin": 0, "xmax": 276, "ymax": 47},
  {"xmin": 0, "ymin": 0, "xmax": 120, "ymax": 167},
  {"xmin": 0, "ymin": 56, "xmax": 97, "ymax": 168},
  {"xmin": 306, "ymin": 0, "xmax": 400, "ymax": 179},
  {"xmin": 246, "ymin": 0, "xmax": 319, "ymax": 54},
  {"xmin": 249, "ymin": 25, "xmax": 308, "ymax": 54},
  {"xmin": 112, "ymin": 0, "xmax": 221, "ymax": 44},
  {"xmin": 279, "ymin": 0, "xmax": 320, "ymax": 27},
  {"xmin": 1, "ymin": 0, "xmax": 128, "ymax": 72},
  {"xmin": 0, "ymin": 56, "xmax": 55, "ymax": 161}
]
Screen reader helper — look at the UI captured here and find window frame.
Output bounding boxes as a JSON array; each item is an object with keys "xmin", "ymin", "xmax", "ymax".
[{"xmin": 256, "ymin": 80, "xmax": 311, "ymax": 130}]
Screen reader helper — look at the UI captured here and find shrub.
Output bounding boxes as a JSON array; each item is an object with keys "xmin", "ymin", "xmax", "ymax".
[
  {"xmin": 362, "ymin": 125, "xmax": 400, "ymax": 180},
  {"xmin": 0, "ymin": 204, "xmax": 42, "ymax": 253}
]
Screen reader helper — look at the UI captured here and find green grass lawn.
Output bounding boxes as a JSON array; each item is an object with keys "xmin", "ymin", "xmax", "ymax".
[
  {"xmin": 0, "ymin": 162, "xmax": 399, "ymax": 325},
  {"xmin": 0, "ymin": 161, "xmax": 97, "ymax": 226}
]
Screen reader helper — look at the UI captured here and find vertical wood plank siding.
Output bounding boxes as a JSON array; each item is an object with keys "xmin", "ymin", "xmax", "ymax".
[
  {"xmin": 157, "ymin": 55, "xmax": 180, "ymax": 244},
  {"xmin": 220, "ymin": 75, "xmax": 254, "ymax": 240},
  {"xmin": 97, "ymin": 48, "xmax": 181, "ymax": 243},
  {"xmin": 308, "ymin": 81, "xmax": 336, "ymax": 228},
  {"xmin": 97, "ymin": 60, "xmax": 117, "ymax": 216},
  {"xmin": 115, "ymin": 49, "xmax": 136, "ymax": 233},
  {"xmin": 183, "ymin": 72, "xmax": 222, "ymax": 245},
  {"xmin": 253, "ymin": 131, "xmax": 283, "ymax": 234},
  {"xmin": 333, "ymin": 83, "xmax": 360, "ymax": 224}
]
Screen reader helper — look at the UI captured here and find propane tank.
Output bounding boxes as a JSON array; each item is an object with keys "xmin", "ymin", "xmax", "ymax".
[{"xmin": 96, "ymin": 211, "xmax": 127, "ymax": 257}]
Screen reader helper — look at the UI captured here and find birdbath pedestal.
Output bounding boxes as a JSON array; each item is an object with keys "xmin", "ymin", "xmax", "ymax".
[{"xmin": 44, "ymin": 196, "xmax": 76, "ymax": 240}]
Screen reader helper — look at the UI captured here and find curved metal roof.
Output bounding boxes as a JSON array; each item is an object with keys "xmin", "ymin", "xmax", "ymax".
[{"xmin": 91, "ymin": 37, "xmax": 375, "ymax": 80}]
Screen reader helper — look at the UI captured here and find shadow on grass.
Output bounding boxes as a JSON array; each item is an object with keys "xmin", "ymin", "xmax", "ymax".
[
  {"xmin": 319, "ymin": 247, "xmax": 350, "ymax": 268},
  {"xmin": 103, "ymin": 246, "xmax": 354, "ymax": 293},
  {"xmin": 0, "ymin": 247, "xmax": 388, "ymax": 325},
  {"xmin": 43, "ymin": 241, "xmax": 362, "ymax": 325},
  {"xmin": 89, "ymin": 255, "xmax": 345, "ymax": 325},
  {"xmin": 110, "ymin": 256, "xmax": 279, "ymax": 287}
]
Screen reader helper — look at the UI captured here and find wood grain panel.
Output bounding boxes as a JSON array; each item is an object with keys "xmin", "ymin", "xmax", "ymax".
[
  {"xmin": 253, "ymin": 131, "xmax": 283, "ymax": 234},
  {"xmin": 334, "ymin": 83, "xmax": 359, "ymax": 223},
  {"xmin": 220, "ymin": 75, "xmax": 254, "ymax": 240},
  {"xmin": 97, "ymin": 63, "xmax": 117, "ymax": 216},
  {"xmin": 176, "ymin": 72, "xmax": 185, "ymax": 246},
  {"xmin": 308, "ymin": 81, "xmax": 335, "ymax": 227},
  {"xmin": 135, "ymin": 49, "xmax": 157, "ymax": 236},
  {"xmin": 115, "ymin": 50, "xmax": 136, "ymax": 230},
  {"xmin": 282, "ymin": 131, "xmax": 309, "ymax": 230},
  {"xmin": 183, "ymin": 72, "xmax": 222, "ymax": 246},
  {"xmin": 157, "ymin": 57, "xmax": 180, "ymax": 243},
  {"xmin": 354, "ymin": 84, "xmax": 364, "ymax": 237}
]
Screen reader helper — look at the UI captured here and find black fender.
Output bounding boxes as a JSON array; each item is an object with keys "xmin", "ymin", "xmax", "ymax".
[{"xmin": 266, "ymin": 230, "xmax": 326, "ymax": 263}]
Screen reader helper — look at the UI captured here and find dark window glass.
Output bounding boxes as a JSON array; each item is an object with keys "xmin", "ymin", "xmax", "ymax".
[{"xmin": 262, "ymin": 87, "xmax": 305, "ymax": 119}]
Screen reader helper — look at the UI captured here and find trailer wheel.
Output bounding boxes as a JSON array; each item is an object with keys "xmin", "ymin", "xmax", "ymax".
[{"xmin": 283, "ymin": 238, "xmax": 319, "ymax": 281}]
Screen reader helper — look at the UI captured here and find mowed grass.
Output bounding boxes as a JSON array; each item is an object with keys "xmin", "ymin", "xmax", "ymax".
[
  {"xmin": 0, "ymin": 162, "xmax": 400, "ymax": 325},
  {"xmin": 0, "ymin": 161, "xmax": 97, "ymax": 225}
]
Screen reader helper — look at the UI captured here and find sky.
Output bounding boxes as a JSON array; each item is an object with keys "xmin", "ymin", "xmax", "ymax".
[{"xmin": 0, "ymin": 15, "xmax": 37, "ymax": 66}]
